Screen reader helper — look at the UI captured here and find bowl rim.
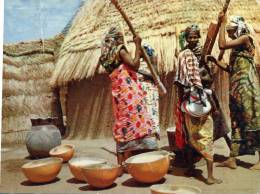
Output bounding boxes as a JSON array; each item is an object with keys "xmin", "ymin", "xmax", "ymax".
[
  {"xmin": 68, "ymin": 157, "xmax": 107, "ymax": 166},
  {"xmin": 81, "ymin": 163, "xmax": 120, "ymax": 170},
  {"xmin": 49, "ymin": 144, "xmax": 75, "ymax": 155},
  {"xmin": 22, "ymin": 157, "xmax": 63, "ymax": 169},
  {"xmin": 125, "ymin": 150, "xmax": 169, "ymax": 164},
  {"xmin": 150, "ymin": 184, "xmax": 202, "ymax": 194}
]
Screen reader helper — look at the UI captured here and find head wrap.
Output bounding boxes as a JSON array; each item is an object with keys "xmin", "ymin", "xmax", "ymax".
[
  {"xmin": 227, "ymin": 16, "xmax": 250, "ymax": 38},
  {"xmin": 99, "ymin": 26, "xmax": 125, "ymax": 72},
  {"xmin": 179, "ymin": 25, "xmax": 201, "ymax": 51},
  {"xmin": 184, "ymin": 24, "xmax": 201, "ymax": 40},
  {"xmin": 179, "ymin": 25, "xmax": 202, "ymax": 60},
  {"xmin": 143, "ymin": 43, "xmax": 155, "ymax": 57}
]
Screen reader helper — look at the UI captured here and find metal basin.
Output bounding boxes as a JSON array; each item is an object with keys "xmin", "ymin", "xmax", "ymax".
[
  {"xmin": 22, "ymin": 157, "xmax": 62, "ymax": 183},
  {"xmin": 68, "ymin": 157, "xmax": 107, "ymax": 182},
  {"xmin": 49, "ymin": 144, "xmax": 75, "ymax": 162},
  {"xmin": 81, "ymin": 163, "xmax": 120, "ymax": 188},
  {"xmin": 150, "ymin": 184, "xmax": 201, "ymax": 194},
  {"xmin": 125, "ymin": 150, "xmax": 170, "ymax": 183}
]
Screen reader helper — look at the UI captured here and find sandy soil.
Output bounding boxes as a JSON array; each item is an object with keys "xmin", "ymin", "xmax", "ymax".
[{"xmin": 1, "ymin": 135, "xmax": 260, "ymax": 194}]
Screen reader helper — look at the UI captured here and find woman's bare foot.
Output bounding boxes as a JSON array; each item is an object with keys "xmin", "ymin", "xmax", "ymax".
[
  {"xmin": 206, "ymin": 177, "xmax": 223, "ymax": 185},
  {"xmin": 250, "ymin": 161, "xmax": 260, "ymax": 170},
  {"xmin": 216, "ymin": 158, "xmax": 237, "ymax": 169}
]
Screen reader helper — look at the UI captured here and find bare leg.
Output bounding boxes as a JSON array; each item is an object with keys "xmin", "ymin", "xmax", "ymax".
[
  {"xmin": 117, "ymin": 152, "xmax": 124, "ymax": 165},
  {"xmin": 117, "ymin": 151, "xmax": 132, "ymax": 176},
  {"xmin": 250, "ymin": 151, "xmax": 260, "ymax": 170},
  {"xmin": 216, "ymin": 157, "xmax": 237, "ymax": 169},
  {"xmin": 206, "ymin": 160, "xmax": 222, "ymax": 185},
  {"xmin": 117, "ymin": 152, "xmax": 124, "ymax": 176}
]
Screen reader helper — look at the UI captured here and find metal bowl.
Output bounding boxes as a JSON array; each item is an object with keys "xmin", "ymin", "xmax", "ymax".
[
  {"xmin": 68, "ymin": 157, "xmax": 107, "ymax": 182},
  {"xmin": 150, "ymin": 184, "xmax": 201, "ymax": 194},
  {"xmin": 81, "ymin": 163, "xmax": 120, "ymax": 188},
  {"xmin": 49, "ymin": 144, "xmax": 75, "ymax": 162},
  {"xmin": 22, "ymin": 157, "xmax": 63, "ymax": 183},
  {"xmin": 125, "ymin": 150, "xmax": 170, "ymax": 183}
]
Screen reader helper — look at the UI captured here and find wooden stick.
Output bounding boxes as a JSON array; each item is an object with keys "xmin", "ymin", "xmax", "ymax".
[
  {"xmin": 202, "ymin": 0, "xmax": 231, "ymax": 60},
  {"xmin": 110, "ymin": 0, "xmax": 167, "ymax": 95}
]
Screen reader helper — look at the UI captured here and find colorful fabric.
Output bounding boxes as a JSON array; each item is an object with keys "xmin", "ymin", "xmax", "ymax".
[
  {"xmin": 137, "ymin": 62, "xmax": 160, "ymax": 135},
  {"xmin": 116, "ymin": 136, "xmax": 158, "ymax": 153},
  {"xmin": 99, "ymin": 26, "xmax": 125, "ymax": 73},
  {"xmin": 175, "ymin": 98, "xmax": 187, "ymax": 149},
  {"xmin": 174, "ymin": 49, "xmax": 203, "ymax": 150},
  {"xmin": 175, "ymin": 49, "xmax": 203, "ymax": 89},
  {"xmin": 229, "ymin": 43, "xmax": 260, "ymax": 156},
  {"xmin": 110, "ymin": 63, "xmax": 154, "ymax": 143},
  {"xmin": 184, "ymin": 114, "xmax": 214, "ymax": 161}
]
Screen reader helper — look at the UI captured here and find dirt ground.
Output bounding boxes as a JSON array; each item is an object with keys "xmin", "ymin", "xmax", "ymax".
[{"xmin": 1, "ymin": 134, "xmax": 260, "ymax": 194}]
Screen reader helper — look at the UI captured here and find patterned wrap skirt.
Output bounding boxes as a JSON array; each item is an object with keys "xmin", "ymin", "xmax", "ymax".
[
  {"xmin": 229, "ymin": 54, "xmax": 260, "ymax": 156},
  {"xmin": 109, "ymin": 64, "xmax": 157, "ymax": 152}
]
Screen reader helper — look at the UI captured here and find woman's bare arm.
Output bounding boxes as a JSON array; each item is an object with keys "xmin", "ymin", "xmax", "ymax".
[
  {"xmin": 119, "ymin": 35, "xmax": 142, "ymax": 71},
  {"xmin": 206, "ymin": 55, "xmax": 230, "ymax": 72},
  {"xmin": 218, "ymin": 12, "xmax": 250, "ymax": 50},
  {"xmin": 219, "ymin": 29, "xmax": 249, "ymax": 49}
]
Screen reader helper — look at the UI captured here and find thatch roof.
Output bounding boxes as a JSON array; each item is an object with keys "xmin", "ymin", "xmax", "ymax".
[
  {"xmin": 50, "ymin": 0, "xmax": 260, "ymax": 87},
  {"xmin": 2, "ymin": 35, "xmax": 64, "ymax": 143}
]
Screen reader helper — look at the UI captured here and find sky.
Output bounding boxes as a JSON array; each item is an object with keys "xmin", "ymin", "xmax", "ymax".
[{"xmin": 4, "ymin": 0, "xmax": 84, "ymax": 43}]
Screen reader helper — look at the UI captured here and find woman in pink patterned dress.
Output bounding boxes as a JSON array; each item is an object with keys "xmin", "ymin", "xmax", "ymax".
[{"xmin": 98, "ymin": 27, "xmax": 158, "ymax": 166}]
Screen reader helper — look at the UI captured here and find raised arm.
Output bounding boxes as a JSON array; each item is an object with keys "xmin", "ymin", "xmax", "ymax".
[
  {"xmin": 119, "ymin": 35, "xmax": 142, "ymax": 71},
  {"xmin": 218, "ymin": 12, "xmax": 250, "ymax": 50}
]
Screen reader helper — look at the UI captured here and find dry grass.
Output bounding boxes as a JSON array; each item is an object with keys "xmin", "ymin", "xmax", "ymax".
[
  {"xmin": 50, "ymin": 0, "xmax": 260, "ymax": 87},
  {"xmin": 2, "ymin": 36, "xmax": 64, "ymax": 143}
]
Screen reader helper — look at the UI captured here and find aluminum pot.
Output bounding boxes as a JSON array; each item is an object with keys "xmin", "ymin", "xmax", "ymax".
[{"xmin": 150, "ymin": 184, "xmax": 201, "ymax": 194}]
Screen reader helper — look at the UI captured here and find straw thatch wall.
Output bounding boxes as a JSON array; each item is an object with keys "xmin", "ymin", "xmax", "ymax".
[
  {"xmin": 65, "ymin": 70, "xmax": 230, "ymax": 139},
  {"xmin": 2, "ymin": 35, "xmax": 64, "ymax": 144},
  {"xmin": 49, "ymin": 0, "xmax": 260, "ymax": 139},
  {"xmin": 50, "ymin": 0, "xmax": 260, "ymax": 86}
]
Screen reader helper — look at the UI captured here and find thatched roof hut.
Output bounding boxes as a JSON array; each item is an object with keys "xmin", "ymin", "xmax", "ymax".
[
  {"xmin": 2, "ymin": 35, "xmax": 64, "ymax": 143},
  {"xmin": 50, "ymin": 0, "xmax": 260, "ymax": 139}
]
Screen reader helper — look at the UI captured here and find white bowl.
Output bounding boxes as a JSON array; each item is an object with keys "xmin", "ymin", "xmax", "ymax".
[
  {"xmin": 68, "ymin": 157, "xmax": 107, "ymax": 181},
  {"xmin": 151, "ymin": 184, "xmax": 201, "ymax": 194}
]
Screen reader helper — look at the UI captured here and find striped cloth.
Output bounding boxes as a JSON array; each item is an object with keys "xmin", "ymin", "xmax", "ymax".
[{"xmin": 175, "ymin": 49, "xmax": 203, "ymax": 89}]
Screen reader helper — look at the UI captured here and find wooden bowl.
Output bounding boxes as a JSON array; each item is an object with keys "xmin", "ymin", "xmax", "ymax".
[
  {"xmin": 68, "ymin": 157, "xmax": 107, "ymax": 182},
  {"xmin": 81, "ymin": 163, "xmax": 120, "ymax": 188},
  {"xmin": 125, "ymin": 150, "xmax": 170, "ymax": 183},
  {"xmin": 22, "ymin": 157, "xmax": 63, "ymax": 183},
  {"xmin": 150, "ymin": 184, "xmax": 201, "ymax": 194},
  {"xmin": 49, "ymin": 144, "xmax": 75, "ymax": 162}
]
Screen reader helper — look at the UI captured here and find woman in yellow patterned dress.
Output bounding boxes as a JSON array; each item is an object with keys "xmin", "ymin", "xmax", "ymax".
[{"xmin": 175, "ymin": 25, "xmax": 222, "ymax": 184}]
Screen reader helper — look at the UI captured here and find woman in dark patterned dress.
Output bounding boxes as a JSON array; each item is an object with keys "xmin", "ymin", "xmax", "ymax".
[{"xmin": 217, "ymin": 12, "xmax": 260, "ymax": 170}]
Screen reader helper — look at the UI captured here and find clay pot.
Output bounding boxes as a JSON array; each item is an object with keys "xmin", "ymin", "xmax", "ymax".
[
  {"xmin": 150, "ymin": 184, "xmax": 201, "ymax": 194},
  {"xmin": 22, "ymin": 157, "xmax": 63, "ymax": 183},
  {"xmin": 125, "ymin": 150, "xmax": 170, "ymax": 183},
  {"xmin": 26, "ymin": 117, "xmax": 61, "ymax": 158},
  {"xmin": 68, "ymin": 157, "xmax": 107, "ymax": 182},
  {"xmin": 81, "ymin": 163, "xmax": 120, "ymax": 188},
  {"xmin": 49, "ymin": 144, "xmax": 75, "ymax": 162}
]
